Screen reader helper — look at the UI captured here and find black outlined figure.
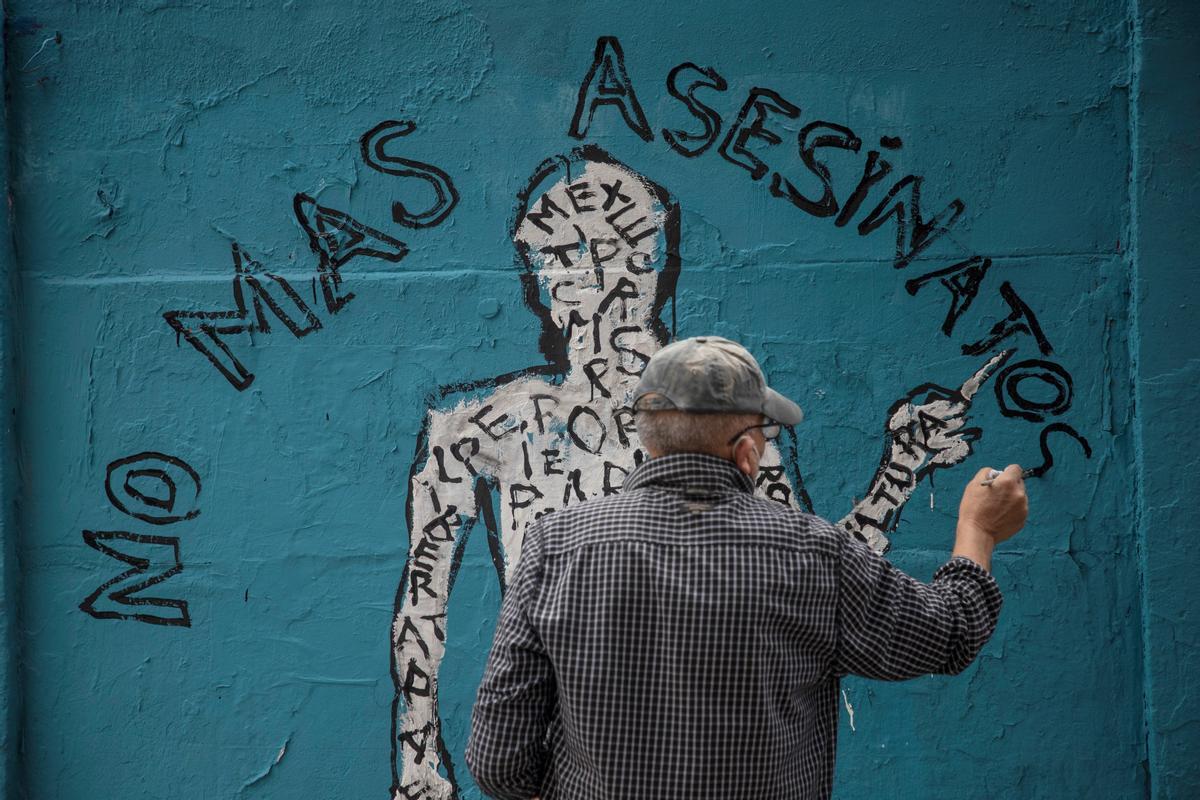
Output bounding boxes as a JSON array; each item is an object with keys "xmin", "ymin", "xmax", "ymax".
[
  {"xmin": 105, "ymin": 451, "xmax": 201, "ymax": 526},
  {"xmin": 840, "ymin": 350, "xmax": 1010, "ymax": 553},
  {"xmin": 360, "ymin": 120, "xmax": 460, "ymax": 229},
  {"xmin": 390, "ymin": 147, "xmax": 808, "ymax": 800},
  {"xmin": 79, "ymin": 531, "xmax": 189, "ymax": 627}
]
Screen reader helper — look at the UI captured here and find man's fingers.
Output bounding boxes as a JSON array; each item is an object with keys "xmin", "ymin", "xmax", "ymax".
[{"xmin": 1003, "ymin": 464, "xmax": 1025, "ymax": 481}]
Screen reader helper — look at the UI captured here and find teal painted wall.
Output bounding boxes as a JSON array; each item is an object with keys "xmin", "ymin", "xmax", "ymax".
[{"xmin": 1, "ymin": 1, "xmax": 1194, "ymax": 797}]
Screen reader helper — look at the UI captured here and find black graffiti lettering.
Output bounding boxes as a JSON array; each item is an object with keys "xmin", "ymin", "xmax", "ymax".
[
  {"xmin": 238, "ymin": 248, "xmax": 323, "ymax": 337},
  {"xmin": 916, "ymin": 409, "xmax": 949, "ymax": 445},
  {"xmin": 562, "ymin": 469, "xmax": 586, "ymax": 505},
  {"xmin": 612, "ymin": 407, "xmax": 636, "ymax": 447},
  {"xmin": 531, "ymin": 395, "xmax": 559, "ymax": 435},
  {"xmin": 360, "ymin": 120, "xmax": 459, "ymax": 229},
  {"xmin": 589, "ymin": 237, "xmax": 621, "ymax": 277},
  {"xmin": 605, "ymin": 202, "xmax": 658, "ymax": 247},
  {"xmin": 565, "ymin": 181, "xmax": 596, "ymax": 214},
  {"xmin": 398, "ymin": 724, "xmax": 434, "ymax": 764},
  {"xmin": 412, "ymin": 536, "xmax": 441, "ymax": 570},
  {"xmin": 719, "ymin": 87, "xmax": 801, "ymax": 181},
  {"xmin": 449, "ymin": 437, "xmax": 480, "ymax": 476},
  {"xmin": 756, "ymin": 466, "xmax": 792, "ymax": 505},
  {"xmin": 402, "ymin": 659, "xmax": 431, "ymax": 701},
  {"xmin": 905, "ymin": 256, "xmax": 993, "ymax": 336},
  {"xmin": 598, "ymin": 178, "xmax": 630, "ymax": 212},
  {"xmin": 856, "ymin": 174, "xmax": 966, "ymax": 270},
  {"xmin": 509, "ymin": 484, "xmax": 544, "ymax": 525},
  {"xmin": 560, "ymin": 310, "xmax": 606, "ymax": 355},
  {"xmin": 470, "ymin": 405, "xmax": 515, "ymax": 440},
  {"xmin": 79, "ymin": 531, "xmax": 190, "ymax": 627},
  {"xmin": 567, "ymin": 405, "xmax": 607, "ymax": 455},
  {"xmin": 293, "ymin": 193, "xmax": 408, "ymax": 315},
  {"xmin": 834, "ymin": 149, "xmax": 893, "ymax": 228},
  {"xmin": 422, "ymin": 504, "xmax": 460, "ymax": 542},
  {"xmin": 408, "ymin": 570, "xmax": 437, "ymax": 605},
  {"xmin": 995, "ymin": 359, "xmax": 1074, "ymax": 422},
  {"xmin": 583, "ymin": 358, "xmax": 612, "ymax": 401},
  {"xmin": 540, "ymin": 239, "xmax": 580, "ymax": 268},
  {"xmin": 542, "ymin": 449, "xmax": 564, "ymax": 476},
  {"xmin": 1026, "ymin": 423, "xmax": 1093, "ymax": 479},
  {"xmin": 568, "ymin": 36, "xmax": 653, "ymax": 142},
  {"xmin": 603, "ymin": 461, "xmax": 628, "ymax": 495},
  {"xmin": 520, "ymin": 441, "xmax": 534, "ymax": 480},
  {"xmin": 106, "ymin": 452, "xmax": 201, "ymax": 526},
  {"xmin": 882, "ymin": 462, "xmax": 915, "ymax": 491},
  {"xmin": 611, "ymin": 325, "xmax": 650, "ymax": 376},
  {"xmin": 525, "ymin": 193, "xmax": 570, "ymax": 236},
  {"xmin": 597, "ymin": 276, "xmax": 640, "ymax": 317},
  {"xmin": 431, "ymin": 446, "xmax": 462, "ymax": 484},
  {"xmin": 625, "ymin": 251, "xmax": 653, "ymax": 274},
  {"xmin": 551, "ymin": 279, "xmax": 582, "ymax": 306},
  {"xmin": 396, "ymin": 780, "xmax": 428, "ymax": 800},
  {"xmin": 962, "ymin": 281, "xmax": 1054, "ymax": 356},
  {"xmin": 396, "ymin": 615, "xmax": 430, "ymax": 659},
  {"xmin": 769, "ymin": 121, "xmax": 862, "ymax": 218},
  {"xmin": 662, "ymin": 62, "xmax": 728, "ymax": 158}
]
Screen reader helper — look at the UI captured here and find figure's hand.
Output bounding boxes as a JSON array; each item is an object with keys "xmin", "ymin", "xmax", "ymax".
[
  {"xmin": 883, "ymin": 351, "xmax": 1009, "ymax": 472},
  {"xmin": 959, "ymin": 464, "xmax": 1029, "ymax": 540}
]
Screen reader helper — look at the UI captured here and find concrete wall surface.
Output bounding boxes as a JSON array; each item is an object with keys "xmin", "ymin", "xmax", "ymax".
[{"xmin": 1, "ymin": 0, "xmax": 1194, "ymax": 797}]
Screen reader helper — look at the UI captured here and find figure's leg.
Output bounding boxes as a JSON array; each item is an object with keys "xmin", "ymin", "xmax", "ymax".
[{"xmin": 392, "ymin": 433, "xmax": 479, "ymax": 800}]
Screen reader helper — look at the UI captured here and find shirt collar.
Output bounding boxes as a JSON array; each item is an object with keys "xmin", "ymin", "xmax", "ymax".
[{"xmin": 626, "ymin": 452, "xmax": 756, "ymax": 496}]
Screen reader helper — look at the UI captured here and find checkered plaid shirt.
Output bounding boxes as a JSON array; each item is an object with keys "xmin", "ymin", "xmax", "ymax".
[{"xmin": 466, "ymin": 453, "xmax": 1003, "ymax": 799}]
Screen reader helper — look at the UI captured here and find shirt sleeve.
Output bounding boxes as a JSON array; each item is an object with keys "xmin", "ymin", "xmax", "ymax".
[
  {"xmin": 833, "ymin": 530, "xmax": 1004, "ymax": 681},
  {"xmin": 465, "ymin": 522, "xmax": 555, "ymax": 800}
]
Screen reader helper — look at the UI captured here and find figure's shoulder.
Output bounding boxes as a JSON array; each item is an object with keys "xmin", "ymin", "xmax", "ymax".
[{"xmin": 734, "ymin": 494, "xmax": 847, "ymax": 558}]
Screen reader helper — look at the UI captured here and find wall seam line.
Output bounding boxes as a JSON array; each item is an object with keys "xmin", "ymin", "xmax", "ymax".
[{"xmin": 1126, "ymin": 0, "xmax": 1154, "ymax": 797}]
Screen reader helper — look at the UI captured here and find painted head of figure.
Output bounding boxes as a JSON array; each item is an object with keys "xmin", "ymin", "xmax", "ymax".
[{"xmin": 513, "ymin": 146, "xmax": 680, "ymax": 370}]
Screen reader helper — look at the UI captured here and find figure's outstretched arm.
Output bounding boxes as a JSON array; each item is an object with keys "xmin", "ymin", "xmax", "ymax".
[
  {"xmin": 392, "ymin": 417, "xmax": 488, "ymax": 800},
  {"xmin": 839, "ymin": 351, "xmax": 1010, "ymax": 554}
]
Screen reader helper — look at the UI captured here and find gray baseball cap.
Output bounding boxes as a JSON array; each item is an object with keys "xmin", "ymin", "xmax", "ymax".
[{"xmin": 632, "ymin": 336, "xmax": 803, "ymax": 426}]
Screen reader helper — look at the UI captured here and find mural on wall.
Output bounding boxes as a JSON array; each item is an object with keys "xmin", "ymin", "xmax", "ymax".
[
  {"xmin": 135, "ymin": 32, "xmax": 1098, "ymax": 800},
  {"xmin": 79, "ymin": 451, "xmax": 201, "ymax": 627}
]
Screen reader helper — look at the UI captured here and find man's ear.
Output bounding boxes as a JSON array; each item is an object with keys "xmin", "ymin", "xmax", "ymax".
[{"xmin": 732, "ymin": 435, "xmax": 759, "ymax": 477}]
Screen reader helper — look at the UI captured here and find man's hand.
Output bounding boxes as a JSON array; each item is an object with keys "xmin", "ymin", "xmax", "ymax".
[{"xmin": 953, "ymin": 464, "xmax": 1029, "ymax": 570}]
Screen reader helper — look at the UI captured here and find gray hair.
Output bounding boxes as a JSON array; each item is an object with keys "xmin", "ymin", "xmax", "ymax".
[{"xmin": 635, "ymin": 410, "xmax": 761, "ymax": 457}]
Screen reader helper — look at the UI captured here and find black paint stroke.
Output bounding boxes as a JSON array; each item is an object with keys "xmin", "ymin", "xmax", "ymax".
[
  {"xmin": 770, "ymin": 121, "xmax": 862, "ymax": 218},
  {"xmin": 163, "ymin": 243, "xmax": 323, "ymax": 391},
  {"xmin": 568, "ymin": 36, "xmax": 653, "ymax": 143},
  {"xmin": 995, "ymin": 358, "xmax": 1074, "ymax": 423},
  {"xmin": 1026, "ymin": 422, "xmax": 1092, "ymax": 479},
  {"xmin": 662, "ymin": 62, "xmax": 728, "ymax": 158},
  {"xmin": 962, "ymin": 281, "xmax": 1054, "ymax": 357},
  {"xmin": 359, "ymin": 120, "xmax": 460, "ymax": 229},
  {"xmin": 718, "ymin": 87, "xmax": 800, "ymax": 181},
  {"xmin": 105, "ymin": 451, "xmax": 201, "ymax": 525},
  {"xmin": 79, "ymin": 530, "xmax": 190, "ymax": 627},
  {"xmin": 856, "ymin": 174, "xmax": 966, "ymax": 270},
  {"xmin": 293, "ymin": 192, "xmax": 410, "ymax": 315},
  {"xmin": 905, "ymin": 255, "xmax": 993, "ymax": 337}
]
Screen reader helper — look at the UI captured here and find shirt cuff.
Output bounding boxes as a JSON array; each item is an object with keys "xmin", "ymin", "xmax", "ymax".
[{"xmin": 934, "ymin": 555, "xmax": 1004, "ymax": 620}]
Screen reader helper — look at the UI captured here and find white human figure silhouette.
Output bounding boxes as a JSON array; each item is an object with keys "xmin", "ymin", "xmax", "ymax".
[{"xmin": 389, "ymin": 147, "xmax": 806, "ymax": 799}]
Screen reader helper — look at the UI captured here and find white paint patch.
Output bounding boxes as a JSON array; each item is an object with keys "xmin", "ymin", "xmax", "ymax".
[{"xmin": 841, "ymin": 688, "xmax": 857, "ymax": 732}]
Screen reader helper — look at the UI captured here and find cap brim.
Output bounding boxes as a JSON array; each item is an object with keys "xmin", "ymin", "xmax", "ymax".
[{"xmin": 763, "ymin": 387, "xmax": 804, "ymax": 426}]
